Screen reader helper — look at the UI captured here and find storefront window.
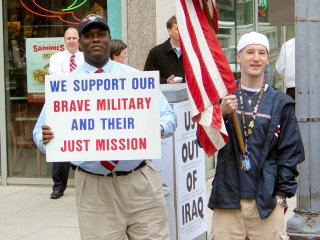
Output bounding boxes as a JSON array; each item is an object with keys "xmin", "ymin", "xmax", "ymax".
[
  {"xmin": 216, "ymin": 0, "xmax": 237, "ymax": 77},
  {"xmin": 216, "ymin": 0, "xmax": 294, "ymax": 89},
  {"xmin": 5, "ymin": 0, "xmax": 107, "ymax": 178},
  {"xmin": 258, "ymin": 0, "xmax": 295, "ymax": 91},
  {"xmin": 235, "ymin": 0, "xmax": 254, "ymax": 78},
  {"xmin": 257, "ymin": 0, "xmax": 278, "ymax": 88},
  {"xmin": 216, "ymin": 0, "xmax": 255, "ymax": 79}
]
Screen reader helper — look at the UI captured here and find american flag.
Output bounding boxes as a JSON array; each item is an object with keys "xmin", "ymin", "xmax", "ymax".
[{"xmin": 177, "ymin": 0, "xmax": 237, "ymax": 157}]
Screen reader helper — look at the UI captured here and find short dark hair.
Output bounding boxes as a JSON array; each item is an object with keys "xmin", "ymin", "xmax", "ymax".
[
  {"xmin": 110, "ymin": 39, "xmax": 127, "ymax": 59},
  {"xmin": 166, "ymin": 15, "xmax": 177, "ymax": 29}
]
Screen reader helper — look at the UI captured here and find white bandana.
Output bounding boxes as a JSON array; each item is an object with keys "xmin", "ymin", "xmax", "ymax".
[{"xmin": 237, "ymin": 31, "xmax": 269, "ymax": 53}]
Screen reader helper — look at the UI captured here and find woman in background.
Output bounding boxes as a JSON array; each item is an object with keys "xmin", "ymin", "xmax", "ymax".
[{"xmin": 110, "ymin": 39, "xmax": 127, "ymax": 64}]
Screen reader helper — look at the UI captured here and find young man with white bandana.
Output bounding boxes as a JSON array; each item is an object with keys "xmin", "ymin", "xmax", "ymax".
[{"xmin": 208, "ymin": 32, "xmax": 304, "ymax": 240}]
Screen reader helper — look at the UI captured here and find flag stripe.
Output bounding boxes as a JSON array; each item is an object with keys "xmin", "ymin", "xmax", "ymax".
[
  {"xmin": 191, "ymin": 0, "xmax": 229, "ymax": 101},
  {"xmin": 192, "ymin": 0, "xmax": 237, "ymax": 95},
  {"xmin": 200, "ymin": 0, "xmax": 219, "ymax": 32},
  {"xmin": 208, "ymin": 0, "xmax": 219, "ymax": 33},
  {"xmin": 197, "ymin": 124, "xmax": 218, "ymax": 157},
  {"xmin": 191, "ymin": 10, "xmax": 227, "ymax": 103},
  {"xmin": 180, "ymin": 40, "xmax": 205, "ymax": 113},
  {"xmin": 177, "ymin": 0, "xmax": 237, "ymax": 156},
  {"xmin": 197, "ymin": 123, "xmax": 228, "ymax": 157},
  {"xmin": 178, "ymin": 3, "xmax": 208, "ymax": 114},
  {"xmin": 211, "ymin": 102, "xmax": 222, "ymax": 129},
  {"xmin": 180, "ymin": 0, "xmax": 221, "ymax": 109}
]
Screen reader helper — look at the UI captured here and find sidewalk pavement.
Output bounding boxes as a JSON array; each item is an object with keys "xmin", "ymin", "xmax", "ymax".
[
  {"xmin": 0, "ymin": 185, "xmax": 80, "ymax": 240},
  {"xmin": 0, "ymin": 180, "xmax": 297, "ymax": 240}
]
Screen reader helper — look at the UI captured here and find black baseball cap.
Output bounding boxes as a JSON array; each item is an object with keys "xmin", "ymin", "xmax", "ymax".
[{"xmin": 79, "ymin": 14, "xmax": 111, "ymax": 36}]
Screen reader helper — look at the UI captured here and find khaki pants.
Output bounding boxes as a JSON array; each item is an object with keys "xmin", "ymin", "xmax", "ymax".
[
  {"xmin": 75, "ymin": 161, "xmax": 170, "ymax": 240},
  {"xmin": 209, "ymin": 199, "xmax": 289, "ymax": 240}
]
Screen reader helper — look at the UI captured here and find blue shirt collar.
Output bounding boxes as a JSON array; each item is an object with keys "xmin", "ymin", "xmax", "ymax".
[
  {"xmin": 171, "ymin": 43, "xmax": 181, "ymax": 58},
  {"xmin": 81, "ymin": 59, "xmax": 115, "ymax": 73}
]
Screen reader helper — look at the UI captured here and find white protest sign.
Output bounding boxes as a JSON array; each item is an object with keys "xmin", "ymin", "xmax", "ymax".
[
  {"xmin": 45, "ymin": 71, "xmax": 160, "ymax": 162},
  {"xmin": 174, "ymin": 101, "xmax": 207, "ymax": 240}
]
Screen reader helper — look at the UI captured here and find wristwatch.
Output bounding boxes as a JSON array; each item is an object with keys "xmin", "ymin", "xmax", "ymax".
[{"xmin": 277, "ymin": 198, "xmax": 288, "ymax": 208}]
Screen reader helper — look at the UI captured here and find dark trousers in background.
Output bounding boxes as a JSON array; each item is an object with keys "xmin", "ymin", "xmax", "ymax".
[
  {"xmin": 286, "ymin": 87, "xmax": 295, "ymax": 100},
  {"xmin": 52, "ymin": 162, "xmax": 70, "ymax": 193}
]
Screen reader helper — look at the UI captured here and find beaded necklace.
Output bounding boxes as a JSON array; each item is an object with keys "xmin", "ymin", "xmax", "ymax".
[{"xmin": 238, "ymin": 82, "xmax": 265, "ymax": 171}]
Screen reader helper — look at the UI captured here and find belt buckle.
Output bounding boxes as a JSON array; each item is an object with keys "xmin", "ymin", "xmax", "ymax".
[
  {"xmin": 109, "ymin": 160, "xmax": 148, "ymax": 177},
  {"xmin": 109, "ymin": 170, "xmax": 129, "ymax": 177}
]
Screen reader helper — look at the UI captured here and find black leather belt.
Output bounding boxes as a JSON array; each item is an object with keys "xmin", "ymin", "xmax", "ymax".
[{"xmin": 75, "ymin": 160, "xmax": 147, "ymax": 177}]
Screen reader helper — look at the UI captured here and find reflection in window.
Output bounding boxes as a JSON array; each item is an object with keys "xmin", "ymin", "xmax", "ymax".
[
  {"xmin": 258, "ymin": 0, "xmax": 295, "ymax": 91},
  {"xmin": 5, "ymin": 0, "xmax": 107, "ymax": 178},
  {"xmin": 216, "ymin": 0, "xmax": 237, "ymax": 77},
  {"xmin": 216, "ymin": 0, "xmax": 254, "ymax": 78}
]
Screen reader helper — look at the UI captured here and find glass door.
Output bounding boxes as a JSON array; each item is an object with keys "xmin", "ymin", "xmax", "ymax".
[{"xmin": 4, "ymin": 0, "xmax": 107, "ymax": 179}]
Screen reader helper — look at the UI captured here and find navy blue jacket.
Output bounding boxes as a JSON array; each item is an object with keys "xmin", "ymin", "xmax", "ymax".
[{"xmin": 208, "ymin": 88, "xmax": 305, "ymax": 219}]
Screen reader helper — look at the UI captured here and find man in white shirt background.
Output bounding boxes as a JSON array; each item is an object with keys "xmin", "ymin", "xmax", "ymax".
[
  {"xmin": 275, "ymin": 38, "xmax": 295, "ymax": 100},
  {"xmin": 48, "ymin": 27, "xmax": 84, "ymax": 199}
]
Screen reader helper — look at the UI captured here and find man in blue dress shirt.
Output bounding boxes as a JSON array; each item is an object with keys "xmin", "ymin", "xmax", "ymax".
[{"xmin": 33, "ymin": 14, "xmax": 176, "ymax": 240}]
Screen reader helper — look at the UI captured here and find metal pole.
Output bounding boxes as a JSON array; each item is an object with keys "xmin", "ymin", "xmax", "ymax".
[
  {"xmin": 280, "ymin": 26, "xmax": 286, "ymax": 93},
  {"xmin": 286, "ymin": 0, "xmax": 320, "ymax": 238},
  {"xmin": 0, "ymin": 0, "xmax": 8, "ymax": 185}
]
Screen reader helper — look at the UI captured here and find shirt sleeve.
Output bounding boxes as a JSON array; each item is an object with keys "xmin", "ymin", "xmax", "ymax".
[
  {"xmin": 275, "ymin": 43, "xmax": 286, "ymax": 75},
  {"xmin": 159, "ymin": 91, "xmax": 177, "ymax": 138},
  {"xmin": 33, "ymin": 105, "xmax": 46, "ymax": 154},
  {"xmin": 49, "ymin": 53, "xmax": 63, "ymax": 75}
]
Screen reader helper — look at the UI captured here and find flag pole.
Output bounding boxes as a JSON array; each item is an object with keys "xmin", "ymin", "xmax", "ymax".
[
  {"xmin": 201, "ymin": 0, "xmax": 246, "ymax": 154},
  {"xmin": 231, "ymin": 108, "xmax": 246, "ymax": 154}
]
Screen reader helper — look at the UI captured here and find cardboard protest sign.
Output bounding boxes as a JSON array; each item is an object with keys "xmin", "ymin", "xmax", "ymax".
[{"xmin": 45, "ymin": 71, "xmax": 160, "ymax": 162}]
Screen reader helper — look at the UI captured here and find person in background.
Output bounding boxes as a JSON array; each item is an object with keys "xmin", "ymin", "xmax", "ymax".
[
  {"xmin": 144, "ymin": 15, "xmax": 185, "ymax": 84},
  {"xmin": 110, "ymin": 39, "xmax": 127, "ymax": 64},
  {"xmin": 47, "ymin": 27, "xmax": 84, "ymax": 200},
  {"xmin": 49, "ymin": 27, "xmax": 84, "ymax": 75},
  {"xmin": 208, "ymin": 32, "xmax": 304, "ymax": 240},
  {"xmin": 33, "ymin": 14, "xmax": 176, "ymax": 240},
  {"xmin": 275, "ymin": 38, "xmax": 295, "ymax": 100}
]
